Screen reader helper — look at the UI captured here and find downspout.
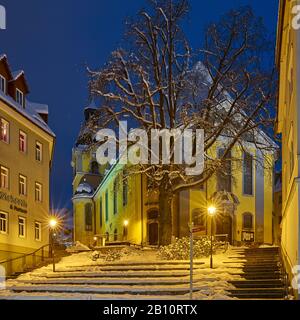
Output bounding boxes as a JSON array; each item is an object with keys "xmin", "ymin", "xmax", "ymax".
[{"xmin": 141, "ymin": 174, "xmax": 144, "ymax": 247}]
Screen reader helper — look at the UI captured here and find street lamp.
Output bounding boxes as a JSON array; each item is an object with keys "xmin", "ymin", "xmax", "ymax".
[
  {"xmin": 49, "ymin": 218, "xmax": 58, "ymax": 272},
  {"xmin": 123, "ymin": 220, "xmax": 129, "ymax": 241},
  {"xmin": 208, "ymin": 206, "xmax": 217, "ymax": 269}
]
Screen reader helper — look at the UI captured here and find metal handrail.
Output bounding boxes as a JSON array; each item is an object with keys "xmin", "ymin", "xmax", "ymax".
[
  {"xmin": 0, "ymin": 244, "xmax": 51, "ymax": 278},
  {"xmin": 278, "ymin": 246, "xmax": 290, "ymax": 300}
]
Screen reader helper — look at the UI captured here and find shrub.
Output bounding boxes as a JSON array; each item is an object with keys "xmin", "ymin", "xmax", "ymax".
[{"xmin": 158, "ymin": 236, "xmax": 221, "ymax": 260}]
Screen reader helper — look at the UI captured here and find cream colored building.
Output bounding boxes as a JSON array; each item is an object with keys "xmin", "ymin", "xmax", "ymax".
[
  {"xmin": 0, "ymin": 54, "xmax": 55, "ymax": 261},
  {"xmin": 276, "ymin": 0, "xmax": 300, "ymax": 296}
]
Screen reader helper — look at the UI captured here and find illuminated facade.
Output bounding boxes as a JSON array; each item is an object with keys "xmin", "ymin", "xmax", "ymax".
[
  {"xmin": 276, "ymin": 0, "xmax": 300, "ymax": 294},
  {"xmin": 0, "ymin": 54, "xmax": 55, "ymax": 261},
  {"xmin": 72, "ymin": 108, "xmax": 276, "ymax": 247}
]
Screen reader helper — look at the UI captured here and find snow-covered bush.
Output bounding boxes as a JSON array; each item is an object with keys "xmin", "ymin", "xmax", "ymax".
[
  {"xmin": 91, "ymin": 251, "xmax": 100, "ymax": 261},
  {"xmin": 158, "ymin": 236, "xmax": 221, "ymax": 260}
]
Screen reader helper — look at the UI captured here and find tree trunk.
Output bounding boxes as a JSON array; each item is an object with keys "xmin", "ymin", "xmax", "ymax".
[{"xmin": 158, "ymin": 185, "xmax": 173, "ymax": 246}]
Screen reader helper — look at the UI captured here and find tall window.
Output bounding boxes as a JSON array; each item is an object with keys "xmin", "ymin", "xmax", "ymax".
[
  {"xmin": 105, "ymin": 190, "xmax": 109, "ymax": 222},
  {"xmin": 19, "ymin": 175, "xmax": 27, "ymax": 196},
  {"xmin": 243, "ymin": 212, "xmax": 253, "ymax": 229},
  {"xmin": 217, "ymin": 149, "xmax": 232, "ymax": 192},
  {"xmin": 35, "ymin": 222, "xmax": 42, "ymax": 241},
  {"xmin": 35, "ymin": 182, "xmax": 42, "ymax": 202},
  {"xmin": 0, "ymin": 75, "xmax": 6, "ymax": 93},
  {"xmin": 36, "ymin": 142, "xmax": 42, "ymax": 162},
  {"xmin": 0, "ymin": 118, "xmax": 9, "ymax": 143},
  {"xmin": 19, "ymin": 131, "xmax": 27, "ymax": 153},
  {"xmin": 99, "ymin": 197, "xmax": 103, "ymax": 227},
  {"xmin": 0, "ymin": 166, "xmax": 9, "ymax": 189},
  {"xmin": 0, "ymin": 212, "xmax": 8, "ymax": 234},
  {"xmin": 90, "ymin": 161, "xmax": 99, "ymax": 174},
  {"xmin": 243, "ymin": 152, "xmax": 253, "ymax": 195},
  {"xmin": 113, "ymin": 178, "xmax": 118, "ymax": 215},
  {"xmin": 122, "ymin": 171, "xmax": 128, "ymax": 206},
  {"xmin": 18, "ymin": 217, "xmax": 26, "ymax": 238},
  {"xmin": 85, "ymin": 203, "xmax": 93, "ymax": 231},
  {"xmin": 16, "ymin": 89, "xmax": 24, "ymax": 107}
]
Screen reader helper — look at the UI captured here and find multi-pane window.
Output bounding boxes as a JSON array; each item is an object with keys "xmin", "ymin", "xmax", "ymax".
[
  {"xmin": 0, "ymin": 118, "xmax": 9, "ymax": 143},
  {"xmin": 243, "ymin": 152, "xmax": 253, "ymax": 195},
  {"xmin": 35, "ymin": 182, "xmax": 42, "ymax": 202},
  {"xmin": 18, "ymin": 217, "xmax": 26, "ymax": 238},
  {"xmin": 105, "ymin": 190, "xmax": 109, "ymax": 222},
  {"xmin": 36, "ymin": 142, "xmax": 42, "ymax": 162},
  {"xmin": 19, "ymin": 131, "xmax": 27, "ymax": 153},
  {"xmin": 0, "ymin": 212, "xmax": 8, "ymax": 234},
  {"xmin": 217, "ymin": 149, "xmax": 232, "ymax": 192},
  {"xmin": 0, "ymin": 166, "xmax": 9, "ymax": 189},
  {"xmin": 16, "ymin": 89, "xmax": 24, "ymax": 107},
  {"xmin": 19, "ymin": 175, "xmax": 27, "ymax": 196},
  {"xmin": 122, "ymin": 171, "xmax": 128, "ymax": 207},
  {"xmin": 85, "ymin": 203, "xmax": 93, "ymax": 231},
  {"xmin": 35, "ymin": 222, "xmax": 42, "ymax": 241},
  {"xmin": 243, "ymin": 213, "xmax": 253, "ymax": 229},
  {"xmin": 113, "ymin": 178, "xmax": 118, "ymax": 215},
  {"xmin": 100, "ymin": 197, "xmax": 103, "ymax": 227},
  {"xmin": 0, "ymin": 75, "xmax": 6, "ymax": 93}
]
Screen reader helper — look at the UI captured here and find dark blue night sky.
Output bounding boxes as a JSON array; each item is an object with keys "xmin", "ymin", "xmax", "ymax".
[{"xmin": 0, "ymin": 0, "xmax": 279, "ymax": 209}]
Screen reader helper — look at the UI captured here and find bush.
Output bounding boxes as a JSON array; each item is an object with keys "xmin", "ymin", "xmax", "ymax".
[{"xmin": 158, "ymin": 236, "xmax": 221, "ymax": 260}]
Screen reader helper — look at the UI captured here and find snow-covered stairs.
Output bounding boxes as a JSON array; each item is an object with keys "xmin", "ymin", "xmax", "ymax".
[
  {"xmin": 1, "ymin": 261, "xmax": 209, "ymax": 299},
  {"xmin": 225, "ymin": 247, "xmax": 287, "ymax": 299}
]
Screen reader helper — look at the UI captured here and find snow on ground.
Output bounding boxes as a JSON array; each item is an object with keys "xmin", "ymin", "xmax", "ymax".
[{"xmin": 0, "ymin": 247, "xmax": 243, "ymax": 300}]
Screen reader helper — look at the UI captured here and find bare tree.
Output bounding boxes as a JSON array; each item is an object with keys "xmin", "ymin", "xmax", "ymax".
[{"xmin": 85, "ymin": 0, "xmax": 277, "ymax": 245}]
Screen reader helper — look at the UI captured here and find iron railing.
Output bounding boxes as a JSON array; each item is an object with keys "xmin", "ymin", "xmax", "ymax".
[
  {"xmin": 0, "ymin": 244, "xmax": 51, "ymax": 278},
  {"xmin": 279, "ymin": 246, "xmax": 291, "ymax": 299}
]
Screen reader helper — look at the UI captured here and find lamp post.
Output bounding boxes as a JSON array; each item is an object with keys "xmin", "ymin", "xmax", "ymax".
[
  {"xmin": 208, "ymin": 206, "xmax": 216, "ymax": 269},
  {"xmin": 49, "ymin": 218, "xmax": 57, "ymax": 272},
  {"xmin": 123, "ymin": 220, "xmax": 129, "ymax": 241}
]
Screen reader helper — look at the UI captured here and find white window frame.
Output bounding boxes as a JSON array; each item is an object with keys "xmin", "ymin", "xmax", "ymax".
[
  {"xmin": 36, "ymin": 141, "xmax": 43, "ymax": 162},
  {"xmin": 19, "ymin": 130, "xmax": 27, "ymax": 153},
  {"xmin": 35, "ymin": 182, "xmax": 42, "ymax": 202},
  {"xmin": 19, "ymin": 174, "xmax": 27, "ymax": 196},
  {"xmin": 16, "ymin": 88, "xmax": 24, "ymax": 107},
  {"xmin": 0, "ymin": 118, "xmax": 9, "ymax": 143},
  {"xmin": 0, "ymin": 211, "xmax": 8, "ymax": 234},
  {"xmin": 0, "ymin": 74, "xmax": 6, "ymax": 93},
  {"xmin": 18, "ymin": 216, "xmax": 26, "ymax": 238},
  {"xmin": 35, "ymin": 222, "xmax": 42, "ymax": 241},
  {"xmin": 0, "ymin": 165, "xmax": 9, "ymax": 189}
]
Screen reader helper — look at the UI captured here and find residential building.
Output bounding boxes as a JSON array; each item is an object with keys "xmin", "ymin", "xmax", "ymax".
[{"xmin": 0, "ymin": 54, "xmax": 55, "ymax": 261}]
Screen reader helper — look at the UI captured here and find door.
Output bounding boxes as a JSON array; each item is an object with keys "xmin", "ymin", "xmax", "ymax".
[
  {"xmin": 216, "ymin": 215, "xmax": 233, "ymax": 244},
  {"xmin": 148, "ymin": 222, "xmax": 158, "ymax": 245}
]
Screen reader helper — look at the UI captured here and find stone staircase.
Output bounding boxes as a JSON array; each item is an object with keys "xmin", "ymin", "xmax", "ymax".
[{"xmin": 226, "ymin": 247, "xmax": 289, "ymax": 299}]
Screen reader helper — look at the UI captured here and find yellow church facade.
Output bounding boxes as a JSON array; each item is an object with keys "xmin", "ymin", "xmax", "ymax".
[{"xmin": 72, "ymin": 109, "xmax": 276, "ymax": 248}]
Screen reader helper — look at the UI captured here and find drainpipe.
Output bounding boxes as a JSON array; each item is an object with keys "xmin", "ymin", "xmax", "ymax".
[{"xmin": 141, "ymin": 174, "xmax": 144, "ymax": 247}]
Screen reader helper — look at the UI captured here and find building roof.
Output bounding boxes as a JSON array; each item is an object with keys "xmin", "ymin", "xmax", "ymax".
[{"xmin": 0, "ymin": 90, "xmax": 55, "ymax": 137}]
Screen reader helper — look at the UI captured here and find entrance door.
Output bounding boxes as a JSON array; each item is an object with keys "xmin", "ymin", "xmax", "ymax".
[
  {"xmin": 148, "ymin": 222, "xmax": 158, "ymax": 245},
  {"xmin": 216, "ymin": 215, "xmax": 233, "ymax": 244}
]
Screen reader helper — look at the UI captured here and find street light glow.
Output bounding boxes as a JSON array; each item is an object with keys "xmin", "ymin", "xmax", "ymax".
[
  {"xmin": 49, "ymin": 218, "xmax": 58, "ymax": 228},
  {"xmin": 208, "ymin": 205, "xmax": 217, "ymax": 216},
  {"xmin": 124, "ymin": 220, "xmax": 129, "ymax": 227}
]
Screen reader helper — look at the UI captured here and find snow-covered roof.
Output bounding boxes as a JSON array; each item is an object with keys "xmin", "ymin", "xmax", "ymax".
[
  {"xmin": 0, "ymin": 90, "xmax": 55, "ymax": 137},
  {"xmin": 11, "ymin": 70, "xmax": 24, "ymax": 80},
  {"xmin": 26, "ymin": 100, "xmax": 49, "ymax": 115},
  {"xmin": 75, "ymin": 182, "xmax": 94, "ymax": 195}
]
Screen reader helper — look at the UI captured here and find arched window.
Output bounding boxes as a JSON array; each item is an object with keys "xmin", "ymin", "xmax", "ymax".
[
  {"xmin": 147, "ymin": 209, "xmax": 159, "ymax": 220},
  {"xmin": 122, "ymin": 170, "xmax": 128, "ymax": 206},
  {"xmin": 113, "ymin": 178, "xmax": 118, "ymax": 215},
  {"xmin": 90, "ymin": 161, "xmax": 99, "ymax": 174},
  {"xmin": 85, "ymin": 203, "xmax": 93, "ymax": 231},
  {"xmin": 243, "ymin": 212, "xmax": 253, "ymax": 229},
  {"xmin": 114, "ymin": 228, "xmax": 118, "ymax": 241}
]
